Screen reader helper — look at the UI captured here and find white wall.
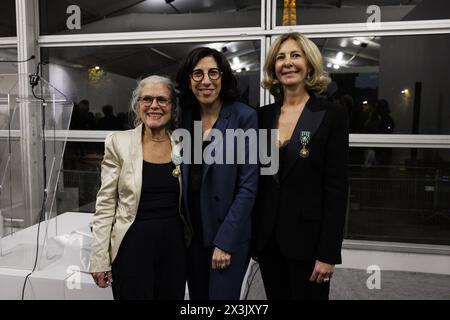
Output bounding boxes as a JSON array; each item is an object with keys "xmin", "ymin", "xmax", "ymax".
[{"xmin": 49, "ymin": 63, "xmax": 137, "ymax": 115}]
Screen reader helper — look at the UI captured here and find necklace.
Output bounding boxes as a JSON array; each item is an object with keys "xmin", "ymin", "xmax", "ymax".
[{"xmin": 150, "ymin": 137, "xmax": 169, "ymax": 142}]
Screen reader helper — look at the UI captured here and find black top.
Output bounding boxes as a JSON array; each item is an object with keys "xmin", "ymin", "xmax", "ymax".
[
  {"xmin": 189, "ymin": 105, "xmax": 203, "ymax": 195},
  {"xmin": 188, "ymin": 105, "xmax": 216, "ymax": 195},
  {"xmin": 136, "ymin": 161, "xmax": 179, "ymax": 220},
  {"xmin": 278, "ymin": 142, "xmax": 290, "ymax": 179},
  {"xmin": 188, "ymin": 105, "xmax": 216, "ymax": 241}
]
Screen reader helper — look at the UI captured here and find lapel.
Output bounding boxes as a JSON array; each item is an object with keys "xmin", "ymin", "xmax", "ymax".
[
  {"xmin": 281, "ymin": 94, "xmax": 326, "ymax": 181},
  {"xmin": 265, "ymin": 103, "xmax": 282, "ymax": 184},
  {"xmin": 181, "ymin": 107, "xmax": 193, "ymax": 196},
  {"xmin": 169, "ymin": 130, "xmax": 183, "ymax": 214},
  {"xmin": 202, "ymin": 102, "xmax": 232, "ymax": 183},
  {"xmin": 169, "ymin": 131, "xmax": 182, "ymax": 185},
  {"xmin": 131, "ymin": 124, "xmax": 143, "ymax": 208}
]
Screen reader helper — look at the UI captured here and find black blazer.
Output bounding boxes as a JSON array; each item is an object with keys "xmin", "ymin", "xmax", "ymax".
[{"xmin": 253, "ymin": 93, "xmax": 349, "ymax": 265}]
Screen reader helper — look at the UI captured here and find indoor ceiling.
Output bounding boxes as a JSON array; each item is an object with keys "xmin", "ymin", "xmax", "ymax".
[
  {"xmin": 46, "ymin": 34, "xmax": 380, "ymax": 80},
  {"xmin": 46, "ymin": 40, "xmax": 261, "ymax": 79}
]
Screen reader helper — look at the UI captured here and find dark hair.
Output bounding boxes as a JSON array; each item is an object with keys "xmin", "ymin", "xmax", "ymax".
[{"xmin": 176, "ymin": 47, "xmax": 239, "ymax": 109}]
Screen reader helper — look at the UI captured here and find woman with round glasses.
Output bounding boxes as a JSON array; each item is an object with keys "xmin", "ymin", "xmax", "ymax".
[
  {"xmin": 89, "ymin": 75, "xmax": 190, "ymax": 300},
  {"xmin": 176, "ymin": 47, "xmax": 258, "ymax": 300}
]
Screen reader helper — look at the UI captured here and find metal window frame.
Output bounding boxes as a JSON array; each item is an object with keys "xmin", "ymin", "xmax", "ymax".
[
  {"xmin": 270, "ymin": 0, "xmax": 450, "ymax": 35},
  {"xmin": 60, "ymin": 131, "xmax": 450, "ymax": 148},
  {"xmin": 272, "ymin": 20, "xmax": 450, "ymax": 38},
  {"xmin": 3, "ymin": 0, "xmax": 448, "ymax": 254},
  {"xmin": 0, "ymin": 38, "xmax": 17, "ymax": 48},
  {"xmin": 38, "ymin": 0, "xmax": 267, "ymax": 43},
  {"xmin": 343, "ymin": 239, "xmax": 450, "ymax": 256},
  {"xmin": 40, "ymin": 34, "xmax": 267, "ymax": 111}
]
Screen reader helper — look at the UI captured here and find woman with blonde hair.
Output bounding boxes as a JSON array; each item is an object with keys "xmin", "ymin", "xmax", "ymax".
[{"xmin": 253, "ymin": 32, "xmax": 349, "ymax": 300}]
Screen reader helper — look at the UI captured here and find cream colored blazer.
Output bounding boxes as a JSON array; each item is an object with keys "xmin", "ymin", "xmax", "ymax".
[{"xmin": 89, "ymin": 124, "xmax": 183, "ymax": 272}]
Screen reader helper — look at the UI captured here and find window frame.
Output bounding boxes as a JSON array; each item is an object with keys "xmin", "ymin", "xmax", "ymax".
[{"xmin": 6, "ymin": 0, "xmax": 448, "ymax": 252}]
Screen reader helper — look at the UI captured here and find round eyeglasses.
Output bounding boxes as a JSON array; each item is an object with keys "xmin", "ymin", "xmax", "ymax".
[
  {"xmin": 190, "ymin": 68, "xmax": 222, "ymax": 82},
  {"xmin": 138, "ymin": 95, "xmax": 171, "ymax": 107}
]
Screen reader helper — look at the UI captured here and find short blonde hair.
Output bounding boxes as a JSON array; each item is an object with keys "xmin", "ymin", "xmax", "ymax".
[{"xmin": 262, "ymin": 32, "xmax": 331, "ymax": 101}]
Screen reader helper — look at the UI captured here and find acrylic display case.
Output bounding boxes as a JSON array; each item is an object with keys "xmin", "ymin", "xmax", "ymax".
[{"xmin": 0, "ymin": 73, "xmax": 73, "ymax": 271}]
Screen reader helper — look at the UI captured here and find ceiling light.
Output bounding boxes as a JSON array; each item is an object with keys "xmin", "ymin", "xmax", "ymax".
[
  {"xmin": 353, "ymin": 39, "xmax": 361, "ymax": 46},
  {"xmin": 206, "ymin": 43, "xmax": 224, "ymax": 51},
  {"xmin": 333, "ymin": 64, "xmax": 340, "ymax": 70}
]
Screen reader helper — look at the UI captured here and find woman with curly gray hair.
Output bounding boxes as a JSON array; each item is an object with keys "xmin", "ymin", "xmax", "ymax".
[{"xmin": 90, "ymin": 75, "xmax": 190, "ymax": 300}]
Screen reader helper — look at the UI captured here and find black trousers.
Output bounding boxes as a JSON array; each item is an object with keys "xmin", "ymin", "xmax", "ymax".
[
  {"xmin": 258, "ymin": 237, "xmax": 330, "ymax": 300},
  {"xmin": 186, "ymin": 236, "xmax": 212, "ymax": 300},
  {"xmin": 111, "ymin": 216, "xmax": 187, "ymax": 300}
]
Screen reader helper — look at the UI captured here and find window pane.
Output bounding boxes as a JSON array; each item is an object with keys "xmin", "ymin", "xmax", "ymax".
[
  {"xmin": 43, "ymin": 41, "xmax": 261, "ymax": 130},
  {"xmin": 40, "ymin": 0, "xmax": 261, "ymax": 35},
  {"xmin": 0, "ymin": 0, "xmax": 16, "ymax": 37},
  {"xmin": 0, "ymin": 49, "xmax": 18, "ymax": 73},
  {"xmin": 59, "ymin": 142, "xmax": 104, "ymax": 213},
  {"xmin": 276, "ymin": 0, "xmax": 450, "ymax": 26},
  {"xmin": 312, "ymin": 34, "xmax": 450, "ymax": 134},
  {"xmin": 347, "ymin": 147, "xmax": 450, "ymax": 245},
  {"xmin": 61, "ymin": 144, "xmax": 450, "ymax": 247}
]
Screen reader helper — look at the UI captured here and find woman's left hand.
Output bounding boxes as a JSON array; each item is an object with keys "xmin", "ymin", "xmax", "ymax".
[
  {"xmin": 211, "ymin": 247, "xmax": 231, "ymax": 270},
  {"xmin": 309, "ymin": 260, "xmax": 335, "ymax": 283}
]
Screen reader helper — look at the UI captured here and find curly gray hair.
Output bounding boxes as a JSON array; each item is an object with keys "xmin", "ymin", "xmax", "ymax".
[{"xmin": 130, "ymin": 75, "xmax": 180, "ymax": 129}]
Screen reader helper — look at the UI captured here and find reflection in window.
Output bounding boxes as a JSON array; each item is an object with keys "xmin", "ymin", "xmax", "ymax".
[
  {"xmin": 43, "ymin": 41, "xmax": 261, "ymax": 130},
  {"xmin": 310, "ymin": 34, "xmax": 450, "ymax": 134},
  {"xmin": 40, "ymin": 0, "xmax": 262, "ymax": 35},
  {"xmin": 0, "ymin": 49, "xmax": 18, "ymax": 73},
  {"xmin": 0, "ymin": 0, "xmax": 16, "ymax": 37},
  {"xmin": 60, "ymin": 143, "xmax": 450, "ymax": 247},
  {"xmin": 276, "ymin": 0, "xmax": 450, "ymax": 26},
  {"xmin": 59, "ymin": 142, "xmax": 104, "ymax": 213},
  {"xmin": 347, "ymin": 148, "xmax": 450, "ymax": 245}
]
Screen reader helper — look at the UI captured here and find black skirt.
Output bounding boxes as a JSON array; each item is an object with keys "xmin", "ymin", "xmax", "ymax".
[{"xmin": 111, "ymin": 162, "xmax": 187, "ymax": 300}]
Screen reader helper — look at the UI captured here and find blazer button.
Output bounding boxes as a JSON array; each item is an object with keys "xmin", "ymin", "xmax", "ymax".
[{"xmin": 214, "ymin": 196, "xmax": 220, "ymax": 202}]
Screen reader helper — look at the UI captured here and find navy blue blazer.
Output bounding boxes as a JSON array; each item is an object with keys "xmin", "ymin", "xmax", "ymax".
[{"xmin": 181, "ymin": 101, "xmax": 259, "ymax": 254}]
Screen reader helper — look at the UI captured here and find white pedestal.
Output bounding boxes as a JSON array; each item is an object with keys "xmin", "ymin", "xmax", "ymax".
[{"xmin": 0, "ymin": 212, "xmax": 113, "ymax": 300}]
